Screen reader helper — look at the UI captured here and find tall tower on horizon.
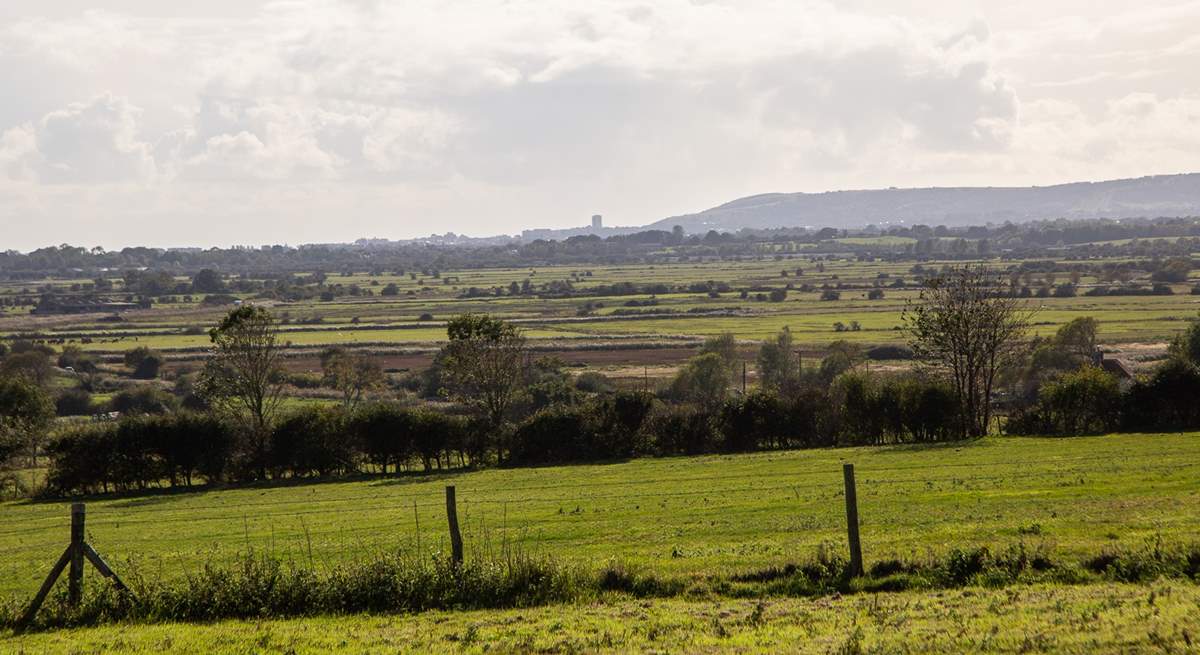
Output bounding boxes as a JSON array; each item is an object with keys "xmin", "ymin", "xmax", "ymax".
[{"xmin": 591, "ymin": 214, "xmax": 603, "ymax": 230}]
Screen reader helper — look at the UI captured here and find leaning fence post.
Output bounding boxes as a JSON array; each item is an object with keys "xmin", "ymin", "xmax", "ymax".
[
  {"xmin": 842, "ymin": 464, "xmax": 863, "ymax": 577},
  {"xmin": 445, "ymin": 485, "xmax": 463, "ymax": 565},
  {"xmin": 68, "ymin": 503, "xmax": 85, "ymax": 606}
]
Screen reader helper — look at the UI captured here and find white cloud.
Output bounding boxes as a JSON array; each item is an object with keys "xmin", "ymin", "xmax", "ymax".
[
  {"xmin": 0, "ymin": 0, "xmax": 1199, "ymax": 249},
  {"xmin": 0, "ymin": 94, "xmax": 156, "ymax": 184}
]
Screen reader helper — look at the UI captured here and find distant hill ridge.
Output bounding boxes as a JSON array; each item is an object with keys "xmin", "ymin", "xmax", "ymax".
[{"xmin": 648, "ymin": 173, "xmax": 1200, "ymax": 233}]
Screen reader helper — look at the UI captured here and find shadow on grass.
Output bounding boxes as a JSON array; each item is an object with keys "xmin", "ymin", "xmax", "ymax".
[{"xmin": 17, "ymin": 467, "xmax": 477, "ymax": 507}]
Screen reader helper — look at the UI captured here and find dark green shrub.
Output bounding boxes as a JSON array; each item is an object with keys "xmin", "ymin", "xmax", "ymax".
[
  {"xmin": 109, "ymin": 385, "xmax": 178, "ymax": 415},
  {"xmin": 56, "ymin": 388, "xmax": 93, "ymax": 416}
]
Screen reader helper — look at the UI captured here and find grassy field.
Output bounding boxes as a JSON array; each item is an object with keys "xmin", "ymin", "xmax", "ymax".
[
  {"xmin": 5, "ymin": 581, "xmax": 1197, "ymax": 653},
  {"xmin": 1, "ymin": 433, "xmax": 1196, "ymax": 602},
  {"xmin": 5, "ymin": 258, "xmax": 1199, "ymax": 361}
]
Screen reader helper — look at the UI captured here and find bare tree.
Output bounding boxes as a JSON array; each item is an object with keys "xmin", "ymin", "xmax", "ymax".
[
  {"xmin": 200, "ymin": 306, "xmax": 284, "ymax": 478},
  {"xmin": 321, "ymin": 347, "xmax": 384, "ymax": 409},
  {"xmin": 439, "ymin": 314, "xmax": 528, "ymax": 456},
  {"xmin": 903, "ymin": 265, "xmax": 1033, "ymax": 437}
]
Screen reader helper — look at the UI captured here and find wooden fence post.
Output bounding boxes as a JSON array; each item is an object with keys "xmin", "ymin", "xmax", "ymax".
[
  {"xmin": 19, "ymin": 503, "xmax": 129, "ymax": 631},
  {"xmin": 445, "ymin": 485, "xmax": 463, "ymax": 565},
  {"xmin": 842, "ymin": 464, "xmax": 863, "ymax": 577},
  {"xmin": 68, "ymin": 503, "xmax": 85, "ymax": 606}
]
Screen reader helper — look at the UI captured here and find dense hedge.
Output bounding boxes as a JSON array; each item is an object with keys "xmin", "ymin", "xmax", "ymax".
[{"xmin": 42, "ymin": 373, "xmax": 966, "ymax": 495}]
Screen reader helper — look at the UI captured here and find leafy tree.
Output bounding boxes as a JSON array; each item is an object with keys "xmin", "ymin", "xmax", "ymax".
[
  {"xmin": 110, "ymin": 385, "xmax": 179, "ymax": 415},
  {"xmin": 56, "ymin": 388, "xmax": 93, "ymax": 416},
  {"xmin": 1037, "ymin": 366, "xmax": 1121, "ymax": 435},
  {"xmin": 1168, "ymin": 313, "xmax": 1200, "ymax": 366},
  {"xmin": 439, "ymin": 314, "xmax": 528, "ymax": 449},
  {"xmin": 757, "ymin": 327, "xmax": 801, "ymax": 393},
  {"xmin": 1054, "ymin": 317, "xmax": 1099, "ymax": 361},
  {"xmin": 574, "ymin": 371, "xmax": 614, "ymax": 393},
  {"xmin": 904, "ymin": 265, "xmax": 1033, "ymax": 437},
  {"xmin": 320, "ymin": 347, "xmax": 384, "ymax": 409},
  {"xmin": 124, "ymin": 346, "xmax": 165, "ymax": 379},
  {"xmin": 0, "ymin": 376, "xmax": 55, "ymax": 467},
  {"xmin": 199, "ymin": 306, "xmax": 284, "ymax": 478},
  {"xmin": 700, "ymin": 332, "xmax": 740, "ymax": 378},
  {"xmin": 669, "ymin": 352, "xmax": 731, "ymax": 413},
  {"xmin": 1, "ymin": 350, "xmax": 53, "ymax": 387},
  {"xmin": 1151, "ymin": 257, "xmax": 1192, "ymax": 283},
  {"xmin": 818, "ymin": 340, "xmax": 863, "ymax": 384},
  {"xmin": 191, "ymin": 268, "xmax": 225, "ymax": 293}
]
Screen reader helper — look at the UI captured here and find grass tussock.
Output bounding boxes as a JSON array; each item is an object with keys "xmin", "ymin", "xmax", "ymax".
[{"xmin": 4, "ymin": 538, "xmax": 1199, "ymax": 633}]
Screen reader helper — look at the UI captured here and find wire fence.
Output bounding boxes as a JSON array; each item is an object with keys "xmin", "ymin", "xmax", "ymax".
[{"xmin": 2, "ymin": 446, "xmax": 1198, "ymax": 608}]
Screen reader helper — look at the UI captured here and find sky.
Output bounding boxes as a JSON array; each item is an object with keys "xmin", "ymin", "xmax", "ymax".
[{"xmin": 1, "ymin": 0, "xmax": 1199, "ymax": 251}]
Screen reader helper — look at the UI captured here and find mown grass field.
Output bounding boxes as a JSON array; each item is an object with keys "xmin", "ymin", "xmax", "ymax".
[
  {"xmin": 1, "ymin": 433, "xmax": 1196, "ymax": 602},
  {"xmin": 6, "ymin": 582, "xmax": 1197, "ymax": 653}
]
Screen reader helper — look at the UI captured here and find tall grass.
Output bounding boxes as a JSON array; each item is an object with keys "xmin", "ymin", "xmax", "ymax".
[{"xmin": 4, "ymin": 538, "xmax": 1198, "ymax": 632}]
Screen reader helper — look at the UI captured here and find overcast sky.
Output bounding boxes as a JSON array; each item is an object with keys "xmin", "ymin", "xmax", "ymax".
[{"xmin": 2, "ymin": 0, "xmax": 1199, "ymax": 251}]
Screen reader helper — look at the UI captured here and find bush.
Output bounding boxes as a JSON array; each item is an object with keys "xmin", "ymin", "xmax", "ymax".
[
  {"xmin": 56, "ymin": 388, "xmax": 93, "ymax": 416},
  {"xmin": 820, "ymin": 290, "xmax": 841, "ymax": 301},
  {"xmin": 123, "ymin": 347, "xmax": 165, "ymax": 380},
  {"xmin": 1036, "ymin": 366, "xmax": 1121, "ymax": 435},
  {"xmin": 866, "ymin": 345, "xmax": 913, "ymax": 360},
  {"xmin": 109, "ymin": 385, "xmax": 179, "ymax": 415},
  {"xmin": 574, "ymin": 371, "xmax": 613, "ymax": 393},
  {"xmin": 1121, "ymin": 358, "xmax": 1200, "ymax": 431}
]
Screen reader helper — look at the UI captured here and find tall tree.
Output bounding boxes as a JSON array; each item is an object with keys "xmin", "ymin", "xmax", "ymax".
[
  {"xmin": 439, "ymin": 314, "xmax": 528, "ymax": 456},
  {"xmin": 1054, "ymin": 317, "xmax": 1099, "ymax": 362},
  {"xmin": 0, "ymin": 376, "xmax": 55, "ymax": 468},
  {"xmin": 199, "ymin": 306, "xmax": 284, "ymax": 478},
  {"xmin": 670, "ymin": 352, "xmax": 732, "ymax": 413},
  {"xmin": 700, "ymin": 332, "xmax": 741, "ymax": 378},
  {"xmin": 757, "ymin": 327, "xmax": 801, "ymax": 393},
  {"xmin": 903, "ymin": 265, "xmax": 1033, "ymax": 437}
]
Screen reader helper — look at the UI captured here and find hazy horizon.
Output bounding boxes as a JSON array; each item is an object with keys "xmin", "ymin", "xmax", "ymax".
[{"xmin": 4, "ymin": 1, "xmax": 1200, "ymax": 251}]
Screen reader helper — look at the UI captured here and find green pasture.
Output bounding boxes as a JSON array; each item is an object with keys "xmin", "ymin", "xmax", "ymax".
[
  {"xmin": 1, "ymin": 433, "xmax": 1196, "ymax": 602},
  {"xmin": 6, "ymin": 581, "xmax": 1196, "ymax": 653},
  {"xmin": 5, "ymin": 258, "xmax": 1199, "ymax": 356}
]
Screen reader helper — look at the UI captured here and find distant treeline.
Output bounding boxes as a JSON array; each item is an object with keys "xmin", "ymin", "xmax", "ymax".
[{"xmin": 6, "ymin": 215, "xmax": 1200, "ymax": 280}]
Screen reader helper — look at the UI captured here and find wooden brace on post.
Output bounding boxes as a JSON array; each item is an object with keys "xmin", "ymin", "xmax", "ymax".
[{"xmin": 18, "ymin": 504, "xmax": 131, "ymax": 631}]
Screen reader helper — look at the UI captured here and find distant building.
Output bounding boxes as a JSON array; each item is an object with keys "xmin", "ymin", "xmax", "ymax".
[
  {"xmin": 1093, "ymin": 349, "xmax": 1135, "ymax": 389},
  {"xmin": 591, "ymin": 214, "xmax": 603, "ymax": 230}
]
